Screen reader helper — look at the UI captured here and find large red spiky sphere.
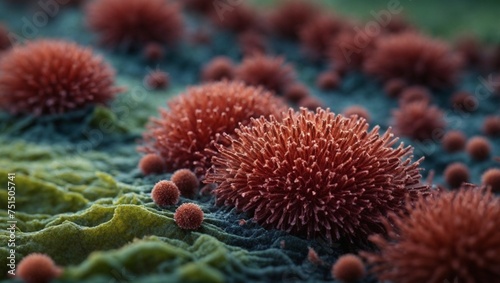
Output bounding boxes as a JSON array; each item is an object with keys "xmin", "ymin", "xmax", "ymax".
[
  {"xmin": 140, "ymin": 81, "xmax": 288, "ymax": 175},
  {"xmin": 0, "ymin": 40, "xmax": 121, "ymax": 116},
  {"xmin": 235, "ymin": 55, "xmax": 296, "ymax": 94},
  {"xmin": 86, "ymin": 0, "xmax": 183, "ymax": 49},
  {"xmin": 364, "ymin": 33, "xmax": 463, "ymax": 89},
  {"xmin": 268, "ymin": 0, "xmax": 320, "ymax": 39},
  {"xmin": 205, "ymin": 108, "xmax": 429, "ymax": 242},
  {"xmin": 362, "ymin": 186, "xmax": 500, "ymax": 283}
]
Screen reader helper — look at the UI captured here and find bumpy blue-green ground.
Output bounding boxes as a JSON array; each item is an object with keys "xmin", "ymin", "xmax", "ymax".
[{"xmin": 0, "ymin": 1, "xmax": 499, "ymax": 282}]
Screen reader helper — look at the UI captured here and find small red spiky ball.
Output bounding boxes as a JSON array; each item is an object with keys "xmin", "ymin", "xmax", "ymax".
[
  {"xmin": 236, "ymin": 55, "xmax": 296, "ymax": 94},
  {"xmin": 443, "ymin": 162, "xmax": 470, "ymax": 188},
  {"xmin": 268, "ymin": 0, "xmax": 319, "ymax": 39},
  {"xmin": 392, "ymin": 101, "xmax": 446, "ymax": 141},
  {"xmin": 206, "ymin": 108, "xmax": 429, "ymax": 242},
  {"xmin": 364, "ymin": 33, "xmax": 463, "ymax": 89},
  {"xmin": 332, "ymin": 254, "xmax": 366, "ymax": 283},
  {"xmin": 201, "ymin": 56, "xmax": 235, "ymax": 82},
  {"xmin": 0, "ymin": 40, "xmax": 121, "ymax": 116},
  {"xmin": 139, "ymin": 153, "xmax": 165, "ymax": 175},
  {"xmin": 482, "ymin": 168, "xmax": 500, "ymax": 192},
  {"xmin": 171, "ymin": 169, "xmax": 199, "ymax": 198},
  {"xmin": 151, "ymin": 180, "xmax": 180, "ymax": 207},
  {"xmin": 140, "ymin": 81, "xmax": 288, "ymax": 175},
  {"xmin": 144, "ymin": 70, "xmax": 169, "ymax": 90},
  {"xmin": 174, "ymin": 203, "xmax": 204, "ymax": 230},
  {"xmin": 17, "ymin": 253, "xmax": 62, "ymax": 283},
  {"xmin": 362, "ymin": 186, "xmax": 500, "ymax": 283},
  {"xmin": 466, "ymin": 136, "xmax": 491, "ymax": 161},
  {"xmin": 299, "ymin": 15, "xmax": 346, "ymax": 57},
  {"xmin": 86, "ymin": 0, "xmax": 183, "ymax": 49}
]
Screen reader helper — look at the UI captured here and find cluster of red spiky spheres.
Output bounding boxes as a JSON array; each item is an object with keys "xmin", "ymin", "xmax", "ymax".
[
  {"xmin": 17, "ymin": 253, "xmax": 62, "ymax": 283},
  {"xmin": 365, "ymin": 33, "xmax": 463, "ymax": 89},
  {"xmin": 363, "ymin": 186, "xmax": 500, "ymax": 283},
  {"xmin": 205, "ymin": 108, "xmax": 430, "ymax": 242},
  {"xmin": 0, "ymin": 40, "xmax": 121, "ymax": 116},
  {"xmin": 139, "ymin": 81, "xmax": 288, "ymax": 175},
  {"xmin": 86, "ymin": 0, "xmax": 183, "ymax": 49}
]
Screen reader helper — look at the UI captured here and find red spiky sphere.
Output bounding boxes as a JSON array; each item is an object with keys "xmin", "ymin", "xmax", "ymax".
[
  {"xmin": 140, "ymin": 81, "xmax": 288, "ymax": 175},
  {"xmin": 268, "ymin": 0, "xmax": 320, "ymax": 39},
  {"xmin": 201, "ymin": 56, "xmax": 235, "ymax": 82},
  {"xmin": 364, "ymin": 33, "xmax": 463, "ymax": 89},
  {"xmin": 299, "ymin": 15, "xmax": 346, "ymax": 58},
  {"xmin": 86, "ymin": 0, "xmax": 183, "ymax": 49},
  {"xmin": 236, "ymin": 55, "xmax": 296, "ymax": 94},
  {"xmin": 392, "ymin": 101, "xmax": 446, "ymax": 141},
  {"xmin": 0, "ymin": 40, "xmax": 121, "ymax": 116},
  {"xmin": 363, "ymin": 186, "xmax": 500, "ymax": 283},
  {"xmin": 174, "ymin": 203, "xmax": 204, "ymax": 230},
  {"xmin": 17, "ymin": 253, "xmax": 62, "ymax": 283},
  {"xmin": 332, "ymin": 254, "xmax": 366, "ymax": 283},
  {"xmin": 205, "ymin": 108, "xmax": 429, "ymax": 242}
]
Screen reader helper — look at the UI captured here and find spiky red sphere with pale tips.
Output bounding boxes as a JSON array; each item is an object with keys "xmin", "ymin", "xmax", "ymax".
[
  {"xmin": 86, "ymin": 0, "xmax": 183, "ymax": 49},
  {"xmin": 364, "ymin": 33, "xmax": 463, "ymax": 89},
  {"xmin": 17, "ymin": 253, "xmax": 62, "ymax": 283},
  {"xmin": 362, "ymin": 186, "xmax": 500, "ymax": 283},
  {"xmin": 300, "ymin": 15, "xmax": 346, "ymax": 57},
  {"xmin": 205, "ymin": 108, "xmax": 429, "ymax": 242},
  {"xmin": 268, "ymin": 0, "xmax": 320, "ymax": 39},
  {"xmin": 236, "ymin": 55, "xmax": 296, "ymax": 94},
  {"xmin": 140, "ymin": 81, "xmax": 288, "ymax": 175},
  {"xmin": 392, "ymin": 101, "xmax": 446, "ymax": 141},
  {"xmin": 0, "ymin": 40, "xmax": 121, "ymax": 116}
]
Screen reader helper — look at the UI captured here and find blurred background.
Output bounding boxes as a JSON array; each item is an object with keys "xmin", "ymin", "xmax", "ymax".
[{"xmin": 251, "ymin": 0, "xmax": 500, "ymax": 41}]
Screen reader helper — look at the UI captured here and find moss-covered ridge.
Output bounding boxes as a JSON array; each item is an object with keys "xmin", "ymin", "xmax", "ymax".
[{"xmin": 0, "ymin": 140, "xmax": 303, "ymax": 282}]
